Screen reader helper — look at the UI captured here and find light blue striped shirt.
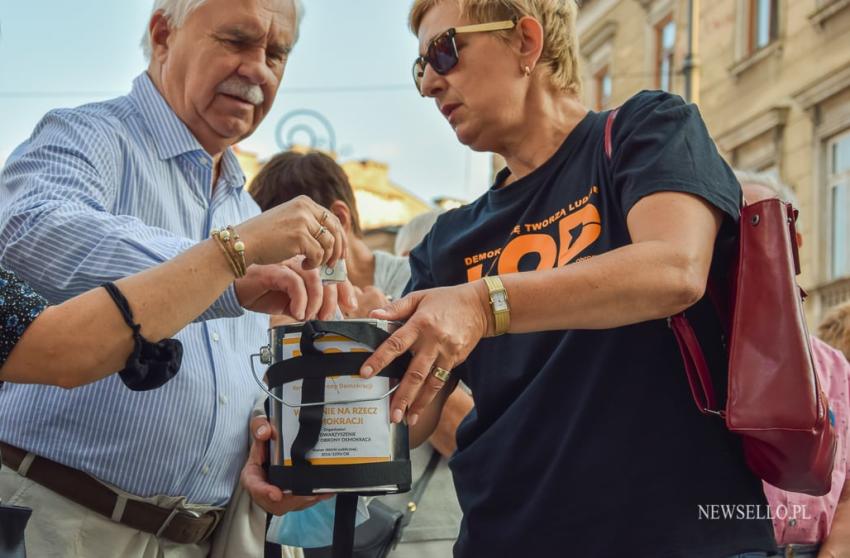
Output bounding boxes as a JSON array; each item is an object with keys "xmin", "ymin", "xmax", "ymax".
[{"xmin": 0, "ymin": 73, "xmax": 268, "ymax": 505}]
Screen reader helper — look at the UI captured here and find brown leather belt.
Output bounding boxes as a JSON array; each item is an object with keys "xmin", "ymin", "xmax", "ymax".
[{"xmin": 0, "ymin": 442, "xmax": 222, "ymax": 545}]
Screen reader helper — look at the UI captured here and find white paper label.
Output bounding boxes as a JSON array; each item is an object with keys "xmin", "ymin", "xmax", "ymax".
[{"xmin": 280, "ymin": 332, "xmax": 392, "ymax": 465}]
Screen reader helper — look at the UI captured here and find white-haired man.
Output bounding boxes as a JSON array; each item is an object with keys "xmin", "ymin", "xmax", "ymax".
[{"xmin": 0, "ymin": 1, "xmax": 340, "ymax": 556}]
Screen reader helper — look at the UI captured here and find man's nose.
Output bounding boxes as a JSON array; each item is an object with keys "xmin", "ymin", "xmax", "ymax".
[{"xmin": 237, "ymin": 49, "xmax": 274, "ymax": 87}]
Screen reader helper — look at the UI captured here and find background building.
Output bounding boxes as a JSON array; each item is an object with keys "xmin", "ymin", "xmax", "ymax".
[{"xmin": 578, "ymin": 0, "xmax": 850, "ymax": 324}]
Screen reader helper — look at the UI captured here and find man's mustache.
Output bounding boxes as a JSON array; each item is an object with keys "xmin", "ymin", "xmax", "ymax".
[{"xmin": 216, "ymin": 77, "xmax": 264, "ymax": 105}]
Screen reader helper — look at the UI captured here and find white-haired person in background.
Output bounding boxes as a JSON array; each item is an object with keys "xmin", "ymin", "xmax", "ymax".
[
  {"xmin": 735, "ymin": 170, "xmax": 850, "ymax": 558},
  {"xmin": 395, "ymin": 209, "xmax": 445, "ymax": 257},
  {"xmin": 0, "ymin": 0, "xmax": 346, "ymax": 557}
]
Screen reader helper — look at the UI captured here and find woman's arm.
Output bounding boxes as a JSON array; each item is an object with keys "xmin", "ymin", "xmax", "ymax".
[{"xmin": 361, "ymin": 191, "xmax": 723, "ymax": 425}]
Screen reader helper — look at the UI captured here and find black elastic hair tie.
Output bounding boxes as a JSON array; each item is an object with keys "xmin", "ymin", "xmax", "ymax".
[{"xmin": 102, "ymin": 282, "xmax": 183, "ymax": 391}]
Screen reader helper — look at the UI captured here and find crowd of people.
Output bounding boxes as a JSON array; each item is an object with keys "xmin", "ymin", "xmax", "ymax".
[{"xmin": 0, "ymin": 0, "xmax": 848, "ymax": 557}]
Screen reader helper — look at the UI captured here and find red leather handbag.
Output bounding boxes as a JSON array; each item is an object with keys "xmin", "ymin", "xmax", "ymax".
[{"xmin": 605, "ymin": 109, "xmax": 836, "ymax": 495}]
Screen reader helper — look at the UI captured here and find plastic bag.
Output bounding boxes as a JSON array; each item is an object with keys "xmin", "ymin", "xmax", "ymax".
[{"xmin": 266, "ymin": 495, "xmax": 370, "ymax": 548}]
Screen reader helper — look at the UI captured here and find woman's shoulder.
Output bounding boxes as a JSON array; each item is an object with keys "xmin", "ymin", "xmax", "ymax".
[{"xmin": 616, "ymin": 90, "xmax": 691, "ymax": 122}]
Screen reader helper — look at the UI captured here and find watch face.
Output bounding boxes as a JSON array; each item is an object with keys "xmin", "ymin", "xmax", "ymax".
[{"xmin": 492, "ymin": 291, "xmax": 508, "ymax": 311}]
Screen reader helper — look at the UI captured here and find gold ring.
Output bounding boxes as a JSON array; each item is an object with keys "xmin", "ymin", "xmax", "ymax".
[
  {"xmin": 313, "ymin": 226, "xmax": 327, "ymax": 240},
  {"xmin": 320, "ymin": 211, "xmax": 329, "ymax": 225},
  {"xmin": 431, "ymin": 365, "xmax": 451, "ymax": 382}
]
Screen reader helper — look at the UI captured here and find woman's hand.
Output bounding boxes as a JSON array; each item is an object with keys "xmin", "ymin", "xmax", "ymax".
[
  {"xmin": 237, "ymin": 195, "xmax": 346, "ymax": 270},
  {"xmin": 359, "ymin": 281, "xmax": 491, "ymax": 425}
]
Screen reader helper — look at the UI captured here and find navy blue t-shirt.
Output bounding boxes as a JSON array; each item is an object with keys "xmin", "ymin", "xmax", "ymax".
[{"xmin": 406, "ymin": 91, "xmax": 776, "ymax": 557}]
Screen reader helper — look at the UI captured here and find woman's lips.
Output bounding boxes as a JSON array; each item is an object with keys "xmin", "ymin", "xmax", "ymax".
[{"xmin": 441, "ymin": 103, "xmax": 461, "ymax": 123}]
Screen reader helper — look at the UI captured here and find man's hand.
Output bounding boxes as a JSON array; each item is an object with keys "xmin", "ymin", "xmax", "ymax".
[
  {"xmin": 346, "ymin": 285, "xmax": 390, "ymax": 318},
  {"xmin": 240, "ymin": 415, "xmax": 332, "ymax": 515},
  {"xmin": 235, "ymin": 256, "xmax": 357, "ymax": 319}
]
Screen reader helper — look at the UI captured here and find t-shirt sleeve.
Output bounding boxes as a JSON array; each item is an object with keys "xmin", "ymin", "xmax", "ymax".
[
  {"xmin": 0, "ymin": 267, "xmax": 48, "ymax": 373},
  {"xmin": 610, "ymin": 90, "xmax": 741, "ymax": 222}
]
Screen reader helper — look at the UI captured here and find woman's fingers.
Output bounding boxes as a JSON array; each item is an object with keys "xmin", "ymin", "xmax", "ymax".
[
  {"xmin": 388, "ymin": 346, "xmax": 440, "ymax": 424},
  {"xmin": 407, "ymin": 358, "xmax": 454, "ymax": 424},
  {"xmin": 360, "ymin": 321, "xmax": 418, "ymax": 379}
]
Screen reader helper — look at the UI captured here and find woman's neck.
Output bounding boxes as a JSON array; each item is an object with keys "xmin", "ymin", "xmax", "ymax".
[{"xmin": 498, "ymin": 92, "xmax": 589, "ymax": 186}]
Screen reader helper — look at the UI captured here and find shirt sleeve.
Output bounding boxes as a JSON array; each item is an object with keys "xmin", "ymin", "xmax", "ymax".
[
  {"xmin": 0, "ymin": 109, "xmax": 242, "ymax": 320},
  {"xmin": 610, "ymin": 90, "xmax": 741, "ymax": 223},
  {"xmin": 0, "ymin": 268, "xmax": 48, "ymax": 371}
]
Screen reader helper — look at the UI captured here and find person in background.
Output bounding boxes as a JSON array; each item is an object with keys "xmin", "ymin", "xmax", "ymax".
[
  {"xmin": 737, "ymin": 171, "xmax": 850, "ymax": 558},
  {"xmin": 821, "ymin": 302, "xmax": 850, "ymax": 362},
  {"xmin": 250, "ymin": 151, "xmax": 473, "ymax": 556},
  {"xmin": 0, "ymin": 0, "xmax": 350, "ymax": 556},
  {"xmin": 394, "ymin": 209, "xmax": 445, "ymax": 257}
]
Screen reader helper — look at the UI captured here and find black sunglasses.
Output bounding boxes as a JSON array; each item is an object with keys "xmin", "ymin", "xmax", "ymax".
[{"xmin": 412, "ymin": 18, "xmax": 517, "ymax": 94}]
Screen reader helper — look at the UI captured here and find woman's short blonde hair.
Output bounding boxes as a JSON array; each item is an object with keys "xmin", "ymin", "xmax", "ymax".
[
  {"xmin": 819, "ymin": 302, "xmax": 850, "ymax": 362},
  {"xmin": 409, "ymin": 0, "xmax": 582, "ymax": 95}
]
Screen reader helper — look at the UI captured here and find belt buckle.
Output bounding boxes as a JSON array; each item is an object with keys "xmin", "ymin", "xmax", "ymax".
[
  {"xmin": 155, "ymin": 508, "xmax": 182, "ymax": 538},
  {"xmin": 154, "ymin": 508, "xmax": 220, "ymax": 543},
  {"xmin": 198, "ymin": 509, "xmax": 224, "ymax": 543}
]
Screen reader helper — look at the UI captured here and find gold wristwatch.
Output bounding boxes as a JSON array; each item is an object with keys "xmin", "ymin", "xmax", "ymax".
[{"xmin": 483, "ymin": 276, "xmax": 510, "ymax": 336}]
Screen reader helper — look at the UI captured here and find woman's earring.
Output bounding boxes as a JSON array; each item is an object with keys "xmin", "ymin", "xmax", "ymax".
[{"xmin": 522, "ymin": 65, "xmax": 532, "ymax": 77}]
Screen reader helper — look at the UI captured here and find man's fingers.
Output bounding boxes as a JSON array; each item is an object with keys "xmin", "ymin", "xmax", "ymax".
[
  {"xmin": 285, "ymin": 259, "xmax": 322, "ymax": 320},
  {"xmin": 360, "ymin": 323, "xmax": 417, "ymax": 378},
  {"xmin": 265, "ymin": 265, "xmax": 307, "ymax": 321},
  {"xmin": 301, "ymin": 236, "xmax": 325, "ymax": 270},
  {"xmin": 318, "ymin": 284, "xmax": 339, "ymax": 320},
  {"xmin": 251, "ymin": 416, "xmax": 271, "ymax": 442},
  {"xmin": 337, "ymin": 280, "xmax": 358, "ymax": 314}
]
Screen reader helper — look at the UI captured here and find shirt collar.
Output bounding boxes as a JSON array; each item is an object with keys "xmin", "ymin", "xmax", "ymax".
[
  {"xmin": 129, "ymin": 72, "xmax": 210, "ymax": 161},
  {"xmin": 130, "ymin": 72, "xmax": 246, "ymax": 190},
  {"xmin": 220, "ymin": 149, "xmax": 247, "ymax": 191}
]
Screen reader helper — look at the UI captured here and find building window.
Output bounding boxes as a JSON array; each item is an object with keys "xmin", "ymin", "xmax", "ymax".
[
  {"xmin": 828, "ymin": 131, "xmax": 850, "ymax": 279},
  {"xmin": 748, "ymin": 0, "xmax": 778, "ymax": 54},
  {"xmin": 655, "ymin": 16, "xmax": 676, "ymax": 91},
  {"xmin": 594, "ymin": 66, "xmax": 612, "ymax": 110}
]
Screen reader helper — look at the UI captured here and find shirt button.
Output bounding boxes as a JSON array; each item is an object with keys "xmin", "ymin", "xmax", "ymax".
[
  {"xmin": 219, "ymin": 394, "xmax": 228, "ymax": 405},
  {"xmin": 201, "ymin": 465, "xmax": 210, "ymax": 475},
  {"xmin": 788, "ymin": 518, "xmax": 797, "ymax": 527},
  {"xmin": 211, "ymin": 332, "xmax": 220, "ymax": 342}
]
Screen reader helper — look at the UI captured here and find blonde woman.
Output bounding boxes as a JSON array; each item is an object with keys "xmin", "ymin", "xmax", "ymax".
[{"xmin": 359, "ymin": 1, "xmax": 775, "ymax": 556}]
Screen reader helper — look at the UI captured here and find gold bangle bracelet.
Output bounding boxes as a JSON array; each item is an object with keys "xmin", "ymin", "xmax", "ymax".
[{"xmin": 211, "ymin": 228, "xmax": 244, "ymax": 278}]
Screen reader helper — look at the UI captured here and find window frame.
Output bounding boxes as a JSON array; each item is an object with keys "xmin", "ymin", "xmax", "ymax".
[
  {"xmin": 826, "ymin": 130, "xmax": 850, "ymax": 280},
  {"xmin": 747, "ymin": 0, "xmax": 778, "ymax": 55},
  {"xmin": 654, "ymin": 14, "xmax": 676, "ymax": 91}
]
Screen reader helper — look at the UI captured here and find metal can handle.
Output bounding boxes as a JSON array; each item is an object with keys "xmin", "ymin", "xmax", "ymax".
[{"xmin": 249, "ymin": 349, "xmax": 399, "ymax": 408}]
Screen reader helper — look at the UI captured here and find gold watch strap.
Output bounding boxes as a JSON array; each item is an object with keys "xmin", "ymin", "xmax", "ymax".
[{"xmin": 483, "ymin": 275, "xmax": 510, "ymax": 336}]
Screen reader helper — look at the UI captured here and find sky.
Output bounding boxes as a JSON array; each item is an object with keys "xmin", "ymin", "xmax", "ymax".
[{"xmin": 0, "ymin": 0, "xmax": 494, "ymax": 204}]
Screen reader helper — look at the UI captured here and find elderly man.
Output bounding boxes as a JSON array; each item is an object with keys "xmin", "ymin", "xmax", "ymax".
[{"xmin": 0, "ymin": 0, "xmax": 342, "ymax": 556}]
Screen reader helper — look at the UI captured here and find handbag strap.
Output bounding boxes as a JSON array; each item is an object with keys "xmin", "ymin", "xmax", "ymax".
[
  {"xmin": 397, "ymin": 449, "xmax": 442, "ymax": 534},
  {"xmin": 668, "ymin": 314, "xmax": 721, "ymax": 415}
]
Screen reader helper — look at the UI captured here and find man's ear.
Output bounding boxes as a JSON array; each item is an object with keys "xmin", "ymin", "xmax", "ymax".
[
  {"xmin": 148, "ymin": 12, "xmax": 173, "ymax": 63},
  {"xmin": 330, "ymin": 200, "xmax": 353, "ymax": 234}
]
